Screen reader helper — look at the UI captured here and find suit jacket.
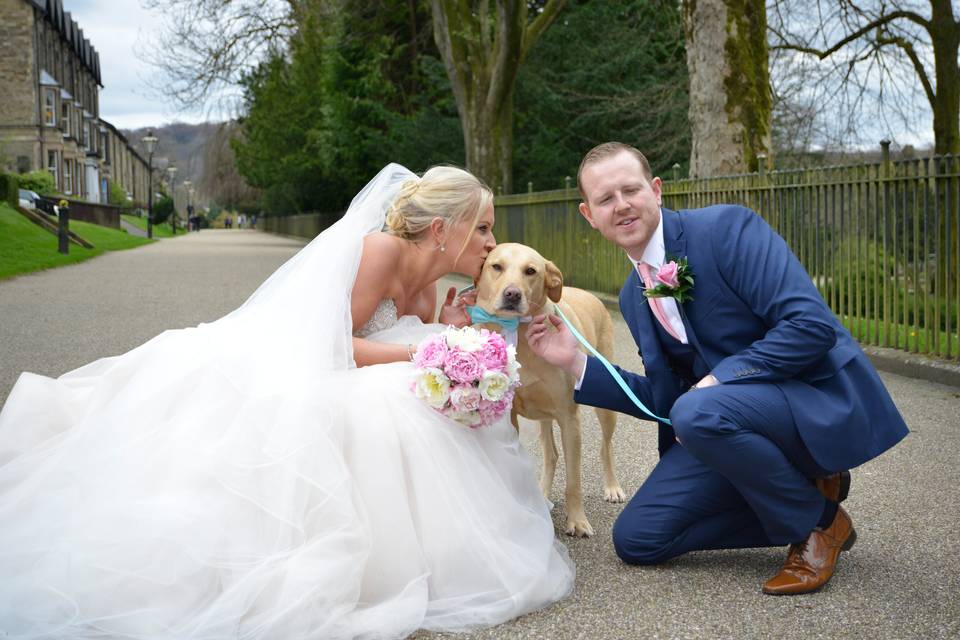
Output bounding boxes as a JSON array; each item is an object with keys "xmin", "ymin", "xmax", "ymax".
[{"xmin": 575, "ymin": 205, "xmax": 909, "ymax": 472}]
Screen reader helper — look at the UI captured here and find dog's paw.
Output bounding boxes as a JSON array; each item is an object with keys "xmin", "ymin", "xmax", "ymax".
[
  {"xmin": 603, "ymin": 485, "xmax": 627, "ymax": 503},
  {"xmin": 565, "ymin": 516, "xmax": 594, "ymax": 538}
]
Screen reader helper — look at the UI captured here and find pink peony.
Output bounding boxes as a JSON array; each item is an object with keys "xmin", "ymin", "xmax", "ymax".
[
  {"xmin": 443, "ymin": 349, "xmax": 484, "ymax": 384},
  {"xmin": 656, "ymin": 261, "xmax": 680, "ymax": 288},
  {"xmin": 450, "ymin": 385, "xmax": 482, "ymax": 412},
  {"xmin": 479, "ymin": 389, "xmax": 515, "ymax": 424},
  {"xmin": 477, "ymin": 333, "xmax": 508, "ymax": 371},
  {"xmin": 414, "ymin": 334, "xmax": 448, "ymax": 369}
]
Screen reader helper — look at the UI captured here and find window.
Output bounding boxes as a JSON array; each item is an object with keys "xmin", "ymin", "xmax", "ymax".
[
  {"xmin": 47, "ymin": 150, "xmax": 60, "ymax": 190},
  {"xmin": 44, "ymin": 89, "xmax": 57, "ymax": 127},
  {"xmin": 61, "ymin": 102, "xmax": 70, "ymax": 137},
  {"xmin": 83, "ymin": 121, "xmax": 91, "ymax": 150},
  {"xmin": 63, "ymin": 159, "xmax": 73, "ymax": 195}
]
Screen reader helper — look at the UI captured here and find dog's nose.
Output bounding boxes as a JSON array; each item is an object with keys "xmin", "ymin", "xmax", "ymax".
[{"xmin": 503, "ymin": 287, "xmax": 522, "ymax": 306}]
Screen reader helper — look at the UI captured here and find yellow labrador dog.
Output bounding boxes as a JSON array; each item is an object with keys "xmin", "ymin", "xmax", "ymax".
[{"xmin": 473, "ymin": 243, "xmax": 624, "ymax": 537}]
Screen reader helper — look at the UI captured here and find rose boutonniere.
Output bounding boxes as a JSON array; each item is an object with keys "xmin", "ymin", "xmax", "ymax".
[{"xmin": 643, "ymin": 256, "xmax": 694, "ymax": 303}]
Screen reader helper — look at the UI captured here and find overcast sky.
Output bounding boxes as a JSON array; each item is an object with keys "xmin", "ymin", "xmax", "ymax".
[{"xmin": 66, "ymin": 0, "xmax": 213, "ymax": 130}]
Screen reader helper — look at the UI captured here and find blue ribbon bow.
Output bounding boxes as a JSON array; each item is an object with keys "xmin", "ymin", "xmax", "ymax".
[{"xmin": 465, "ymin": 305, "xmax": 521, "ymax": 331}]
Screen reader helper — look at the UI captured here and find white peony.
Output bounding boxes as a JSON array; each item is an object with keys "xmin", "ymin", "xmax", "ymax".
[
  {"xmin": 505, "ymin": 345, "xmax": 521, "ymax": 381},
  {"xmin": 414, "ymin": 368, "xmax": 451, "ymax": 408},
  {"xmin": 479, "ymin": 371, "xmax": 510, "ymax": 401},
  {"xmin": 443, "ymin": 326, "xmax": 486, "ymax": 352}
]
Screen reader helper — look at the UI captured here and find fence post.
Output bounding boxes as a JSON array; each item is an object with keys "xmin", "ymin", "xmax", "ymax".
[
  {"xmin": 672, "ymin": 163, "xmax": 681, "ymax": 182},
  {"xmin": 880, "ymin": 139, "xmax": 891, "ymax": 347},
  {"xmin": 56, "ymin": 202, "xmax": 70, "ymax": 254},
  {"xmin": 527, "ymin": 181, "xmax": 533, "ymax": 193},
  {"xmin": 564, "ymin": 176, "xmax": 572, "ymax": 191}
]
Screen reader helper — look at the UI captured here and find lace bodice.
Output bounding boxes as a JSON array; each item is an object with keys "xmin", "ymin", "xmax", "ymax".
[{"xmin": 354, "ymin": 299, "xmax": 399, "ymax": 337}]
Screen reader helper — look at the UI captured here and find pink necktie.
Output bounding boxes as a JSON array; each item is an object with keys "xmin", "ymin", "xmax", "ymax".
[{"xmin": 638, "ymin": 262, "xmax": 683, "ymax": 342}]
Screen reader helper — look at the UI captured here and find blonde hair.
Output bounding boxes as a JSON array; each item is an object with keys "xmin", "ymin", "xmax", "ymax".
[{"xmin": 384, "ymin": 166, "xmax": 493, "ymax": 258}]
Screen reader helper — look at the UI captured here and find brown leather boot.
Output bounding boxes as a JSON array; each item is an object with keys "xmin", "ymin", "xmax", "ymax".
[
  {"xmin": 815, "ymin": 471, "xmax": 851, "ymax": 503},
  {"xmin": 762, "ymin": 506, "xmax": 857, "ymax": 595}
]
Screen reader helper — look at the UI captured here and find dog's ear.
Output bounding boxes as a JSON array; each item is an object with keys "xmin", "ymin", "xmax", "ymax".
[{"xmin": 545, "ymin": 260, "xmax": 563, "ymax": 303}]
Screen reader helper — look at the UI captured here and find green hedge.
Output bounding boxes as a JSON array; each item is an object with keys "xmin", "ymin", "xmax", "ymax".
[
  {"xmin": 0, "ymin": 173, "xmax": 18, "ymax": 207},
  {"xmin": 16, "ymin": 170, "xmax": 55, "ymax": 195}
]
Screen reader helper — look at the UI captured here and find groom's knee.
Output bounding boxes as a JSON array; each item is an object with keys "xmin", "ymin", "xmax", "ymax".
[
  {"xmin": 669, "ymin": 389, "xmax": 730, "ymax": 446},
  {"xmin": 611, "ymin": 514, "xmax": 675, "ymax": 566}
]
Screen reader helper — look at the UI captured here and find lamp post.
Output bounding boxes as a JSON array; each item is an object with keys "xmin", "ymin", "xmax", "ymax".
[
  {"xmin": 167, "ymin": 166, "xmax": 178, "ymax": 235},
  {"xmin": 142, "ymin": 130, "xmax": 158, "ymax": 239},
  {"xmin": 183, "ymin": 181, "xmax": 193, "ymax": 230}
]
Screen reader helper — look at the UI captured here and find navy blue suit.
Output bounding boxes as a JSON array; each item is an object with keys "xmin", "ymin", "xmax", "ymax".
[{"xmin": 575, "ymin": 206, "xmax": 908, "ymax": 563}]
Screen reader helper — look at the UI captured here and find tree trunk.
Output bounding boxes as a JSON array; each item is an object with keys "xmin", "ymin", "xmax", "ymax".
[
  {"xmin": 930, "ymin": 0, "xmax": 960, "ymax": 155},
  {"xmin": 685, "ymin": 0, "xmax": 771, "ymax": 178},
  {"xmin": 429, "ymin": 0, "xmax": 565, "ymax": 194}
]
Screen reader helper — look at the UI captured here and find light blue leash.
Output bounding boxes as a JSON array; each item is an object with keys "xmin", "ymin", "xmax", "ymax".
[{"xmin": 553, "ymin": 305, "xmax": 672, "ymax": 425}]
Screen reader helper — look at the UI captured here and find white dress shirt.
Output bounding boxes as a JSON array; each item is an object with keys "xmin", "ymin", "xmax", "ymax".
[{"xmin": 574, "ymin": 209, "xmax": 687, "ymax": 389}]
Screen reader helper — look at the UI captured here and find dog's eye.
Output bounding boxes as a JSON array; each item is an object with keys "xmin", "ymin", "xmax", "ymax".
[
  {"xmin": 524, "ymin": 267, "xmax": 537, "ymax": 276},
  {"xmin": 491, "ymin": 263, "xmax": 503, "ymax": 272}
]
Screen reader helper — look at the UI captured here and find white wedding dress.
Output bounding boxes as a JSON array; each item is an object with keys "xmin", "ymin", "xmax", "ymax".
[{"xmin": 0, "ymin": 165, "xmax": 574, "ymax": 639}]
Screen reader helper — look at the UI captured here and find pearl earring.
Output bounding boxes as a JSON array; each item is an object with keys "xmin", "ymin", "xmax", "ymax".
[{"xmin": 440, "ymin": 245, "xmax": 446, "ymax": 253}]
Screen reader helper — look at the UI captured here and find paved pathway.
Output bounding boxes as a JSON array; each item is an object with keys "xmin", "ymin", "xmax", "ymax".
[
  {"xmin": 119, "ymin": 218, "xmax": 148, "ymax": 237},
  {"xmin": 0, "ymin": 230, "xmax": 957, "ymax": 639}
]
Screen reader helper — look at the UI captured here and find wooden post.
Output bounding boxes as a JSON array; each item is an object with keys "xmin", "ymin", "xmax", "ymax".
[{"xmin": 57, "ymin": 204, "xmax": 69, "ymax": 255}]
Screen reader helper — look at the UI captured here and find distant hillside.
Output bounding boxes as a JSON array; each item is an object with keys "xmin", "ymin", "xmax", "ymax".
[{"xmin": 121, "ymin": 122, "xmax": 222, "ymax": 195}]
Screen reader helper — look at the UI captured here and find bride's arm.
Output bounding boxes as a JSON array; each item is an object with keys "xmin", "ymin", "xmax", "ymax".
[{"xmin": 351, "ymin": 235, "xmax": 414, "ymax": 367}]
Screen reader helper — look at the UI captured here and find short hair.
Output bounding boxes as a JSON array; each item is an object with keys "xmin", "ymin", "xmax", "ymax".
[{"xmin": 577, "ymin": 142, "xmax": 653, "ymax": 197}]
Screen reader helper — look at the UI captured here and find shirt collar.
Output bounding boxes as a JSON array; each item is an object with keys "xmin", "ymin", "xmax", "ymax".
[{"xmin": 627, "ymin": 208, "xmax": 665, "ymax": 272}]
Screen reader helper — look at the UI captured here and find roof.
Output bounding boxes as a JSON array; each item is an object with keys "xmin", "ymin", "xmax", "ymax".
[{"xmin": 28, "ymin": 0, "xmax": 103, "ymax": 87}]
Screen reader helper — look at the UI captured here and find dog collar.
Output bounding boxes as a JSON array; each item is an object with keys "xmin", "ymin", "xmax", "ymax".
[
  {"xmin": 465, "ymin": 305, "xmax": 532, "ymax": 330},
  {"xmin": 465, "ymin": 305, "xmax": 531, "ymax": 346}
]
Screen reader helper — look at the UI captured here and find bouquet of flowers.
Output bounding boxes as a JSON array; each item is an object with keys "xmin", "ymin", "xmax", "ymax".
[{"xmin": 411, "ymin": 326, "xmax": 521, "ymax": 428}]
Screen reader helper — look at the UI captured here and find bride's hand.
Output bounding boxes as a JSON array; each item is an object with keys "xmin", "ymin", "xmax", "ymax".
[{"xmin": 438, "ymin": 287, "xmax": 472, "ymax": 328}]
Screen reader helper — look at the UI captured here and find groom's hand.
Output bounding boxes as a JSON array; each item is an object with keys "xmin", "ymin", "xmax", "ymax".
[{"xmin": 526, "ymin": 314, "xmax": 587, "ymax": 379}]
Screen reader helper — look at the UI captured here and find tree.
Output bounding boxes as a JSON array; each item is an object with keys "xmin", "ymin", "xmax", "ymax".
[
  {"xmin": 513, "ymin": 0, "xmax": 691, "ymax": 189},
  {"xmin": 429, "ymin": 0, "xmax": 567, "ymax": 193},
  {"xmin": 231, "ymin": 0, "xmax": 463, "ymax": 215},
  {"xmin": 141, "ymin": 0, "xmax": 302, "ymax": 111},
  {"xmin": 684, "ymin": 0, "xmax": 772, "ymax": 177},
  {"xmin": 769, "ymin": 0, "xmax": 960, "ymax": 155},
  {"xmin": 153, "ymin": 195, "xmax": 176, "ymax": 225},
  {"xmin": 199, "ymin": 122, "xmax": 261, "ymax": 213}
]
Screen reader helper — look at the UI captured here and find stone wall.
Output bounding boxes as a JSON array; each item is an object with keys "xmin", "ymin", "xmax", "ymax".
[
  {"xmin": 0, "ymin": 0, "xmax": 39, "ymax": 172},
  {"xmin": 66, "ymin": 198, "xmax": 120, "ymax": 229}
]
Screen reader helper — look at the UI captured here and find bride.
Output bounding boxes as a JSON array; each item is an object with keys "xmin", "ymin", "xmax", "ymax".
[{"xmin": 0, "ymin": 164, "xmax": 574, "ymax": 639}]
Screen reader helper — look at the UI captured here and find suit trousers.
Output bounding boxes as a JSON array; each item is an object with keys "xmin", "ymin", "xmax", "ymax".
[{"xmin": 612, "ymin": 382, "xmax": 830, "ymax": 565}]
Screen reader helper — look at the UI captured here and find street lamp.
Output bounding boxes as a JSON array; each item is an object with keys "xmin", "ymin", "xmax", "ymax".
[
  {"xmin": 167, "ymin": 166, "xmax": 178, "ymax": 235},
  {"xmin": 142, "ymin": 130, "xmax": 158, "ymax": 239},
  {"xmin": 183, "ymin": 180, "xmax": 193, "ymax": 231}
]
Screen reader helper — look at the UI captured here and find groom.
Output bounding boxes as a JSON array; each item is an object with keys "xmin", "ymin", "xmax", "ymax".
[{"xmin": 526, "ymin": 142, "xmax": 909, "ymax": 594}]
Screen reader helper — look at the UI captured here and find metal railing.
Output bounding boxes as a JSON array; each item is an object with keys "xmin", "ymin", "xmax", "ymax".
[{"xmin": 493, "ymin": 147, "xmax": 960, "ymax": 361}]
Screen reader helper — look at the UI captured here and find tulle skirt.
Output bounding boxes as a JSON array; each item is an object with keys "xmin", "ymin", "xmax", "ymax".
[{"xmin": 0, "ymin": 319, "xmax": 574, "ymax": 639}]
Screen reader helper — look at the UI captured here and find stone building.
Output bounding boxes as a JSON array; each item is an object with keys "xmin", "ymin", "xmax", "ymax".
[{"xmin": 0, "ymin": 0, "xmax": 151, "ymax": 205}]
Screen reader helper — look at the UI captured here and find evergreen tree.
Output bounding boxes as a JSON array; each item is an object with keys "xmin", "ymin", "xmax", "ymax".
[{"xmin": 513, "ymin": 0, "xmax": 691, "ymax": 191}]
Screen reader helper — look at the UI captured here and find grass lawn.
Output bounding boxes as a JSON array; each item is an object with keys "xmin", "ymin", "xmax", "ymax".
[
  {"xmin": 121, "ymin": 214, "xmax": 186, "ymax": 238},
  {"xmin": 0, "ymin": 203, "xmax": 153, "ymax": 280},
  {"xmin": 841, "ymin": 314, "xmax": 959, "ymax": 360}
]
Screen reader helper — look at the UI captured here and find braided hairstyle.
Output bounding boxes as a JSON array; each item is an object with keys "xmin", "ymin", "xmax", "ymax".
[{"xmin": 384, "ymin": 166, "xmax": 493, "ymax": 250}]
